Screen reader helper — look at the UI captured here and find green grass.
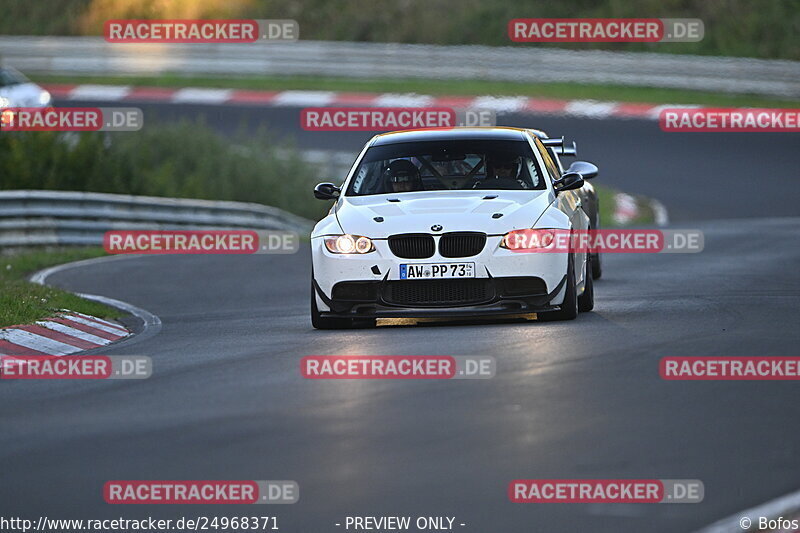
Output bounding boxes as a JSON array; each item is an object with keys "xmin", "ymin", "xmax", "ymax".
[
  {"xmin": 32, "ymin": 73, "xmax": 800, "ymax": 109},
  {"xmin": 0, "ymin": 247, "xmax": 120, "ymax": 328}
]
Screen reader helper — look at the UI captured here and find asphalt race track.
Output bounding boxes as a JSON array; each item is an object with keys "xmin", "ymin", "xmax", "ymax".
[{"xmin": 1, "ymin": 100, "xmax": 799, "ymax": 532}]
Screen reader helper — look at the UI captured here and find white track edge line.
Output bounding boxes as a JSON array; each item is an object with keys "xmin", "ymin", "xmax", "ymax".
[
  {"xmin": 695, "ymin": 488, "xmax": 800, "ymax": 533},
  {"xmin": 30, "ymin": 255, "xmax": 162, "ymax": 350}
]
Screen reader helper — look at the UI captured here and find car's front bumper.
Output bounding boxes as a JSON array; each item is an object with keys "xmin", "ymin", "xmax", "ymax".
[
  {"xmin": 312, "ymin": 275, "xmax": 566, "ymax": 318},
  {"xmin": 311, "ymin": 235, "xmax": 570, "ymax": 318}
]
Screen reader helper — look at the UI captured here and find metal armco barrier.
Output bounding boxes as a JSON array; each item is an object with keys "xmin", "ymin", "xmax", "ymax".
[
  {"xmin": 1, "ymin": 37, "xmax": 798, "ymax": 98},
  {"xmin": 0, "ymin": 190, "xmax": 313, "ymax": 248}
]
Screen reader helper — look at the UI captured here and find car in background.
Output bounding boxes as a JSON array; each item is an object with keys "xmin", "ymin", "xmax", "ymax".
[
  {"xmin": 0, "ymin": 66, "xmax": 51, "ymax": 108},
  {"xmin": 309, "ymin": 127, "xmax": 597, "ymax": 329},
  {"xmin": 527, "ymin": 128, "xmax": 602, "ymax": 279}
]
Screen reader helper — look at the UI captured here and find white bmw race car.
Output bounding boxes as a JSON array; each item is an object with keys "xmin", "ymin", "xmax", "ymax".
[
  {"xmin": 310, "ymin": 127, "xmax": 598, "ymax": 329},
  {"xmin": 0, "ymin": 67, "xmax": 52, "ymax": 108}
]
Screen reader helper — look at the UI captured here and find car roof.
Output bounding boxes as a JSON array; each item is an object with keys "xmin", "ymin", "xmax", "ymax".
[{"xmin": 371, "ymin": 127, "xmax": 532, "ymax": 146}]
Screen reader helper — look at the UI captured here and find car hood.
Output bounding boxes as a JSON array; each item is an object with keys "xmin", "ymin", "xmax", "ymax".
[{"xmin": 335, "ymin": 190, "xmax": 554, "ymax": 238}]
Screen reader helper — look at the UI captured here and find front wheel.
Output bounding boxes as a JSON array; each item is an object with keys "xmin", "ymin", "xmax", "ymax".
[{"xmin": 538, "ymin": 253, "xmax": 579, "ymax": 322}]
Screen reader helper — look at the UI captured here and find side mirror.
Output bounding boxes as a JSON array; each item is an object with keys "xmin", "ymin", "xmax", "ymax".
[
  {"xmin": 314, "ymin": 182, "xmax": 341, "ymax": 200},
  {"xmin": 566, "ymin": 160, "xmax": 598, "ymax": 180},
  {"xmin": 554, "ymin": 172, "xmax": 585, "ymax": 193}
]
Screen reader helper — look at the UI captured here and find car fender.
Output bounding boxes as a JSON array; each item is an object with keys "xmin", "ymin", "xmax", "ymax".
[
  {"xmin": 531, "ymin": 203, "xmax": 571, "ymax": 230},
  {"xmin": 529, "ymin": 204, "xmax": 581, "ymax": 305},
  {"xmin": 311, "ymin": 213, "xmax": 344, "ymax": 239}
]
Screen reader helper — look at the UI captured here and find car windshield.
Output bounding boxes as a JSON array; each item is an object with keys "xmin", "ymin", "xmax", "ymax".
[
  {"xmin": 0, "ymin": 68, "xmax": 29, "ymax": 87},
  {"xmin": 346, "ymin": 139, "xmax": 546, "ymax": 196}
]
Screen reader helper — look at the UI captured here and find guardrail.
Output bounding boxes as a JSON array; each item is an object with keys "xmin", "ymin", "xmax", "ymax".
[
  {"xmin": 1, "ymin": 37, "xmax": 799, "ymax": 98},
  {"xmin": 0, "ymin": 190, "xmax": 313, "ymax": 248}
]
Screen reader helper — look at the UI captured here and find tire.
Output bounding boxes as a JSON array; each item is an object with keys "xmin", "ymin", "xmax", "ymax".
[
  {"xmin": 591, "ymin": 252, "xmax": 602, "ymax": 279},
  {"xmin": 311, "ymin": 279, "xmax": 376, "ymax": 329},
  {"xmin": 579, "ymin": 255, "xmax": 595, "ymax": 312},
  {"xmin": 538, "ymin": 253, "xmax": 579, "ymax": 322},
  {"xmin": 589, "ymin": 216, "xmax": 602, "ymax": 279}
]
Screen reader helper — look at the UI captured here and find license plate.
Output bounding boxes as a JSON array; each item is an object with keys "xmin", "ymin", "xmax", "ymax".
[{"xmin": 399, "ymin": 262, "xmax": 475, "ymax": 279}]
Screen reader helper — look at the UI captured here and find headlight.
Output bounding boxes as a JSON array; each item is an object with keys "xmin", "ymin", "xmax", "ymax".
[
  {"xmin": 324, "ymin": 234, "xmax": 375, "ymax": 254},
  {"xmin": 38, "ymin": 91, "xmax": 51, "ymax": 106},
  {"xmin": 0, "ymin": 108, "xmax": 14, "ymax": 128},
  {"xmin": 500, "ymin": 229, "xmax": 556, "ymax": 251}
]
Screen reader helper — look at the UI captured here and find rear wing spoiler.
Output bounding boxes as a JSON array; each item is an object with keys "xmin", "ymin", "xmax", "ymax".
[{"xmin": 540, "ymin": 136, "xmax": 578, "ymax": 157}]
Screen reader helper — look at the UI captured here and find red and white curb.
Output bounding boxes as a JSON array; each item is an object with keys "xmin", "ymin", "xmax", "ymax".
[
  {"xmin": 0, "ymin": 311, "xmax": 130, "ymax": 358},
  {"xmin": 44, "ymin": 84, "xmax": 698, "ymax": 120},
  {"xmin": 29, "ymin": 255, "xmax": 163, "ymax": 351},
  {"xmin": 612, "ymin": 193, "xmax": 670, "ymax": 226}
]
